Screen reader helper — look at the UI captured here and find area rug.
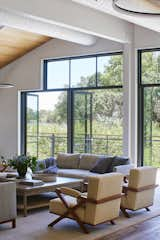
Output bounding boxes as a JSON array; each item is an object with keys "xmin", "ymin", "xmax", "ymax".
[{"xmin": 1, "ymin": 187, "xmax": 160, "ymax": 240}]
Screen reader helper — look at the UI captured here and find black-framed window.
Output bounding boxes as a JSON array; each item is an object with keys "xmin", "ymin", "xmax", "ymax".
[
  {"xmin": 138, "ymin": 48, "xmax": 160, "ymax": 167},
  {"xmin": 21, "ymin": 52, "xmax": 124, "ymax": 158},
  {"xmin": 44, "ymin": 52, "xmax": 123, "ymax": 90}
]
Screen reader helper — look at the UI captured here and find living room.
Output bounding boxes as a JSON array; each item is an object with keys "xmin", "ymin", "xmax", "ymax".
[{"xmin": 0, "ymin": 0, "xmax": 160, "ymax": 239}]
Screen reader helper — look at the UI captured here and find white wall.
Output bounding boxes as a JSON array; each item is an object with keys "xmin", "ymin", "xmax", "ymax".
[
  {"xmin": 135, "ymin": 26, "xmax": 160, "ymax": 49},
  {"xmin": 0, "ymin": 37, "xmax": 123, "ymax": 158}
]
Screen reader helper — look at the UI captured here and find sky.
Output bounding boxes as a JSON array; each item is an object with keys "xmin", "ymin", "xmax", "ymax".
[{"xmin": 32, "ymin": 92, "xmax": 62, "ymax": 110}]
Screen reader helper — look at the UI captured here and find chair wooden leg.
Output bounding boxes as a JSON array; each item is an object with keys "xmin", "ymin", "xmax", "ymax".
[
  {"xmin": 145, "ymin": 207, "xmax": 150, "ymax": 212},
  {"xmin": 12, "ymin": 219, "xmax": 16, "ymax": 228},
  {"xmin": 48, "ymin": 214, "xmax": 66, "ymax": 227},
  {"xmin": 48, "ymin": 212, "xmax": 89, "ymax": 234},
  {"xmin": 120, "ymin": 207, "xmax": 131, "ymax": 218},
  {"xmin": 71, "ymin": 210, "xmax": 89, "ymax": 234},
  {"xmin": 110, "ymin": 220, "xmax": 115, "ymax": 225},
  {"xmin": 75, "ymin": 218, "xmax": 89, "ymax": 234}
]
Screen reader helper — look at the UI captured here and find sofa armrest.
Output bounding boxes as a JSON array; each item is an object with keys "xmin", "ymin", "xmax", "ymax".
[
  {"xmin": 0, "ymin": 182, "xmax": 17, "ymax": 222},
  {"xmin": 113, "ymin": 164, "xmax": 135, "ymax": 176}
]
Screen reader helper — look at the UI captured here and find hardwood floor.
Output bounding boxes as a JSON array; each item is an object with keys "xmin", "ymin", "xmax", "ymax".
[{"xmin": 100, "ymin": 216, "xmax": 160, "ymax": 240}]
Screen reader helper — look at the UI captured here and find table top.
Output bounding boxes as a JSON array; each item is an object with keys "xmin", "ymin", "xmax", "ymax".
[{"xmin": 16, "ymin": 176, "xmax": 83, "ymax": 191}]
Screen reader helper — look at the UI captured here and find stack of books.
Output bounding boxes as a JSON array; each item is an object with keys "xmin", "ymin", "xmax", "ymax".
[{"xmin": 19, "ymin": 179, "xmax": 44, "ymax": 186}]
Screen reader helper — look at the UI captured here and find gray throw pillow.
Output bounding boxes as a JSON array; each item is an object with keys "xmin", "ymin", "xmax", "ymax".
[
  {"xmin": 109, "ymin": 156, "xmax": 129, "ymax": 172},
  {"xmin": 45, "ymin": 157, "xmax": 56, "ymax": 168},
  {"xmin": 35, "ymin": 157, "xmax": 56, "ymax": 172},
  {"xmin": 43, "ymin": 165, "xmax": 58, "ymax": 174},
  {"xmin": 90, "ymin": 157, "xmax": 114, "ymax": 174}
]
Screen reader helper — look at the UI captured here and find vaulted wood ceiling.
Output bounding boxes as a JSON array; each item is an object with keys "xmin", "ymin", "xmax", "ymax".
[{"xmin": 0, "ymin": 27, "xmax": 51, "ymax": 68}]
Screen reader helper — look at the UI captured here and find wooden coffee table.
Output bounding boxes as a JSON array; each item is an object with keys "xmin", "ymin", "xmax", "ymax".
[{"xmin": 16, "ymin": 177, "xmax": 83, "ymax": 217}]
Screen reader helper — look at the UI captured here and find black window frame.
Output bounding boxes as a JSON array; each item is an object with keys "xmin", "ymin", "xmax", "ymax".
[
  {"xmin": 138, "ymin": 48, "xmax": 160, "ymax": 166},
  {"xmin": 21, "ymin": 51, "xmax": 123, "ymax": 156},
  {"xmin": 43, "ymin": 52, "xmax": 123, "ymax": 91}
]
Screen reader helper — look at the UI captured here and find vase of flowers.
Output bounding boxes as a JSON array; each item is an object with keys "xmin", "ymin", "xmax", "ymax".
[{"xmin": 9, "ymin": 154, "xmax": 37, "ymax": 178}]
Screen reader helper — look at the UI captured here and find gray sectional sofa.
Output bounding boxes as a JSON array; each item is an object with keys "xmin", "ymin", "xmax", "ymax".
[{"xmin": 36, "ymin": 153, "xmax": 134, "ymax": 181}]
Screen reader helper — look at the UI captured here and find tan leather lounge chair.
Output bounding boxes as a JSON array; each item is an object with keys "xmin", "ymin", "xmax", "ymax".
[
  {"xmin": 48, "ymin": 173, "xmax": 123, "ymax": 233},
  {"xmin": 121, "ymin": 166, "xmax": 158, "ymax": 218}
]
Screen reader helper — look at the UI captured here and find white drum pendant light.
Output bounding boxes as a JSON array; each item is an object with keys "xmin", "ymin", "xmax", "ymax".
[{"xmin": 113, "ymin": 0, "xmax": 160, "ymax": 15}]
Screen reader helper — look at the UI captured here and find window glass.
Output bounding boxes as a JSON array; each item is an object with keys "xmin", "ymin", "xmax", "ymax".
[
  {"xmin": 97, "ymin": 55, "xmax": 123, "ymax": 86},
  {"xmin": 26, "ymin": 94, "xmax": 39, "ymax": 157},
  {"xmin": 71, "ymin": 57, "xmax": 96, "ymax": 88},
  {"xmin": 142, "ymin": 51, "xmax": 160, "ymax": 84},
  {"xmin": 26, "ymin": 91, "xmax": 68, "ymax": 159},
  {"xmin": 73, "ymin": 89, "xmax": 123, "ymax": 155},
  {"xmin": 47, "ymin": 60, "xmax": 69, "ymax": 89}
]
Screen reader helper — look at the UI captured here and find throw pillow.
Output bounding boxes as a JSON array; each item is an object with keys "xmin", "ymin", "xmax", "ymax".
[
  {"xmin": 109, "ymin": 156, "xmax": 129, "ymax": 172},
  {"xmin": 45, "ymin": 157, "xmax": 56, "ymax": 168},
  {"xmin": 43, "ymin": 165, "xmax": 58, "ymax": 174},
  {"xmin": 90, "ymin": 157, "xmax": 114, "ymax": 174},
  {"xmin": 35, "ymin": 159, "xmax": 46, "ymax": 172}
]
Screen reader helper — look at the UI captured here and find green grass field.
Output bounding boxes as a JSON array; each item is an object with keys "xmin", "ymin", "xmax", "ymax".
[
  {"xmin": 26, "ymin": 120, "xmax": 160, "ymax": 167},
  {"xmin": 27, "ymin": 120, "xmax": 123, "ymax": 159}
]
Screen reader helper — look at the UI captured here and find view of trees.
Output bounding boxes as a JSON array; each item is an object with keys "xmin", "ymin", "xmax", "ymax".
[
  {"xmin": 26, "ymin": 51, "xmax": 160, "ymax": 167},
  {"xmin": 27, "ymin": 55, "xmax": 123, "ymax": 158},
  {"xmin": 40, "ymin": 55, "xmax": 123, "ymax": 125},
  {"xmin": 142, "ymin": 51, "xmax": 160, "ymax": 166}
]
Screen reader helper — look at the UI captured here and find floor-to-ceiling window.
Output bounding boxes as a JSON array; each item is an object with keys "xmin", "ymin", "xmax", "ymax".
[
  {"xmin": 21, "ymin": 52, "xmax": 123, "ymax": 158},
  {"xmin": 138, "ymin": 49, "xmax": 160, "ymax": 167}
]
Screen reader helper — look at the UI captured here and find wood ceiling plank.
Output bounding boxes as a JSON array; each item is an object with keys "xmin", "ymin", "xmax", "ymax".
[{"xmin": 0, "ymin": 26, "xmax": 51, "ymax": 68}]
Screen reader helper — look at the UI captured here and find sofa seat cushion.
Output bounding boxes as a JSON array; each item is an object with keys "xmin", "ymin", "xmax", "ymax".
[
  {"xmin": 58, "ymin": 169, "xmax": 99, "ymax": 180},
  {"xmin": 57, "ymin": 153, "xmax": 80, "ymax": 169},
  {"xmin": 79, "ymin": 154, "xmax": 111, "ymax": 170}
]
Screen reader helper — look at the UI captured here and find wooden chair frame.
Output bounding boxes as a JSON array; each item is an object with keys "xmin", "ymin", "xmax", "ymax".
[
  {"xmin": 121, "ymin": 184, "xmax": 158, "ymax": 218},
  {"xmin": 48, "ymin": 188, "xmax": 123, "ymax": 234}
]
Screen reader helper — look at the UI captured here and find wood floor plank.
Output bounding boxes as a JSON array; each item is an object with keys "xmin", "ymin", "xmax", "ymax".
[{"xmin": 99, "ymin": 216, "xmax": 160, "ymax": 240}]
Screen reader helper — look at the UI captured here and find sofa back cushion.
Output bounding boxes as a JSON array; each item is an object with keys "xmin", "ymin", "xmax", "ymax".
[
  {"xmin": 79, "ymin": 154, "xmax": 108, "ymax": 170},
  {"xmin": 57, "ymin": 153, "xmax": 80, "ymax": 169}
]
